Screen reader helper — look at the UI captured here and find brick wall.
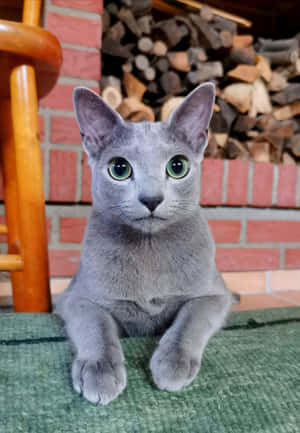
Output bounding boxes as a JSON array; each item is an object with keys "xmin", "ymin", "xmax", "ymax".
[{"xmin": 1, "ymin": 0, "xmax": 300, "ymax": 279}]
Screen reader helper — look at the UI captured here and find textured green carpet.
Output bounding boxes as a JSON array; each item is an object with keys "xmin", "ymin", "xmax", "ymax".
[{"xmin": 1, "ymin": 308, "xmax": 300, "ymax": 433}]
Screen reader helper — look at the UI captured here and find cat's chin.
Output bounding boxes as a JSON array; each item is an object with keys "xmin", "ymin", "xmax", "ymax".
[{"xmin": 128, "ymin": 217, "xmax": 168, "ymax": 234}]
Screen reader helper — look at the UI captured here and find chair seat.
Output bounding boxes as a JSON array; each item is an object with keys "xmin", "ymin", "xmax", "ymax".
[
  {"xmin": 0, "ymin": 307, "xmax": 300, "ymax": 432},
  {"xmin": 0, "ymin": 19, "xmax": 62, "ymax": 98}
]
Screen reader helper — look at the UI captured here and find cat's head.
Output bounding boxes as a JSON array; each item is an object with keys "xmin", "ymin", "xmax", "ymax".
[{"xmin": 74, "ymin": 83, "xmax": 215, "ymax": 234}]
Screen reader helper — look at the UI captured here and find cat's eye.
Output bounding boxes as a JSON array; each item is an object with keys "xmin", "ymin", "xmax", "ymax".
[
  {"xmin": 108, "ymin": 157, "xmax": 132, "ymax": 181},
  {"xmin": 166, "ymin": 155, "xmax": 189, "ymax": 179}
]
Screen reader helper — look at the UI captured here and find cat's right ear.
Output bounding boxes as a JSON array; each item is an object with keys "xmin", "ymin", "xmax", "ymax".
[{"xmin": 73, "ymin": 87, "xmax": 123, "ymax": 158}]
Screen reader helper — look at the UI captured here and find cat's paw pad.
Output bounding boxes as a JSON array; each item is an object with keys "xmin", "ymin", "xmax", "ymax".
[
  {"xmin": 72, "ymin": 358, "xmax": 127, "ymax": 405},
  {"xmin": 150, "ymin": 346, "xmax": 200, "ymax": 392}
]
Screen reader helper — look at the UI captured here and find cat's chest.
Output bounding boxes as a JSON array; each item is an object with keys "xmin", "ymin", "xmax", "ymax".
[{"xmin": 94, "ymin": 239, "xmax": 210, "ymax": 304}]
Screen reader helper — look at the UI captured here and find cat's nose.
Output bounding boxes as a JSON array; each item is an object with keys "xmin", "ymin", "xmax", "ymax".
[{"xmin": 139, "ymin": 195, "xmax": 164, "ymax": 212}]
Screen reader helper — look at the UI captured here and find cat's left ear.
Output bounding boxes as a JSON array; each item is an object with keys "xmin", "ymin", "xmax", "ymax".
[{"xmin": 167, "ymin": 82, "xmax": 215, "ymax": 158}]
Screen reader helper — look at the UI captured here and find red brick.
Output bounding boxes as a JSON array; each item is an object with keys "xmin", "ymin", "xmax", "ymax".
[
  {"xmin": 208, "ymin": 220, "xmax": 241, "ymax": 243},
  {"xmin": 52, "ymin": 0, "xmax": 103, "ymax": 13},
  {"xmin": 216, "ymin": 248, "xmax": 280, "ymax": 271},
  {"xmin": 81, "ymin": 153, "xmax": 92, "ymax": 202},
  {"xmin": 51, "ymin": 116, "xmax": 81, "ymax": 145},
  {"xmin": 60, "ymin": 217, "xmax": 87, "ymax": 243},
  {"xmin": 226, "ymin": 160, "xmax": 248, "ymax": 205},
  {"xmin": 40, "ymin": 84, "xmax": 99, "ymax": 111},
  {"xmin": 252, "ymin": 162, "xmax": 273, "ymax": 207},
  {"xmin": 200, "ymin": 159, "xmax": 224, "ymax": 205},
  {"xmin": 248, "ymin": 220, "xmax": 300, "ymax": 243},
  {"xmin": 276, "ymin": 164, "xmax": 297, "ymax": 208},
  {"xmin": 49, "ymin": 150, "xmax": 77, "ymax": 202},
  {"xmin": 49, "ymin": 249, "xmax": 81, "ymax": 277},
  {"xmin": 285, "ymin": 249, "xmax": 300, "ymax": 269},
  {"xmin": 47, "ymin": 12, "xmax": 101, "ymax": 48},
  {"xmin": 61, "ymin": 48, "xmax": 101, "ymax": 80},
  {"xmin": 39, "ymin": 115, "xmax": 45, "ymax": 142}
]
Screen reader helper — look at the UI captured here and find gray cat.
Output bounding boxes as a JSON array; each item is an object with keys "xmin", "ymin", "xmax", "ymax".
[{"xmin": 55, "ymin": 82, "xmax": 233, "ymax": 405}]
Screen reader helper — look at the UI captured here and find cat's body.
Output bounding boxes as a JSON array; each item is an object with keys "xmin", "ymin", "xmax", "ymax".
[{"xmin": 55, "ymin": 84, "xmax": 233, "ymax": 405}]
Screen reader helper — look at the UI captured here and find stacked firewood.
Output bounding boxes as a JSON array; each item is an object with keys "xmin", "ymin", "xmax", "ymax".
[{"xmin": 101, "ymin": 0, "xmax": 300, "ymax": 163}]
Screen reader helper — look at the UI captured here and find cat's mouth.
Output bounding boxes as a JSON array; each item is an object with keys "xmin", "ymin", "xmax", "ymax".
[{"xmin": 134, "ymin": 215, "xmax": 167, "ymax": 221}]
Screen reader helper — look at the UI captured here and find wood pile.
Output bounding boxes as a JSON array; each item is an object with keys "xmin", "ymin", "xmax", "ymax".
[{"xmin": 101, "ymin": 0, "xmax": 300, "ymax": 164}]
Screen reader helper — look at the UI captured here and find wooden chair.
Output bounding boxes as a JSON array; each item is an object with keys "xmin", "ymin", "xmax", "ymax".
[{"xmin": 0, "ymin": 0, "xmax": 62, "ymax": 312}]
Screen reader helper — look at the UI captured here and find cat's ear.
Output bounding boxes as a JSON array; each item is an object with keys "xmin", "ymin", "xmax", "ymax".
[
  {"xmin": 73, "ymin": 87, "xmax": 123, "ymax": 158},
  {"xmin": 167, "ymin": 82, "xmax": 215, "ymax": 158}
]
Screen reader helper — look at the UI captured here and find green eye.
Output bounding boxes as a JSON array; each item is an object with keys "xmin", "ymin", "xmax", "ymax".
[
  {"xmin": 166, "ymin": 155, "xmax": 189, "ymax": 179},
  {"xmin": 108, "ymin": 157, "xmax": 132, "ymax": 181}
]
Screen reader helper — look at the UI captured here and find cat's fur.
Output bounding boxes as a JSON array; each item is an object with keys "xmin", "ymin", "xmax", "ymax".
[{"xmin": 55, "ymin": 82, "xmax": 233, "ymax": 405}]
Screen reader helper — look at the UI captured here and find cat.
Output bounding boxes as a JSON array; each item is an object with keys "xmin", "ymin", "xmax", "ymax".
[{"xmin": 55, "ymin": 82, "xmax": 233, "ymax": 406}]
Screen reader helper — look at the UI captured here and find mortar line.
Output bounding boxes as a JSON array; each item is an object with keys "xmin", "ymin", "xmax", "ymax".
[
  {"xmin": 272, "ymin": 164, "xmax": 279, "ymax": 206},
  {"xmin": 222, "ymin": 160, "xmax": 228, "ymax": 205},
  {"xmin": 247, "ymin": 162, "xmax": 253, "ymax": 205}
]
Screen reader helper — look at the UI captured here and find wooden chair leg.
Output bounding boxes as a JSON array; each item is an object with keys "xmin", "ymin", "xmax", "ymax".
[
  {"xmin": 10, "ymin": 63, "xmax": 51, "ymax": 312},
  {"xmin": 0, "ymin": 99, "xmax": 25, "ymax": 307}
]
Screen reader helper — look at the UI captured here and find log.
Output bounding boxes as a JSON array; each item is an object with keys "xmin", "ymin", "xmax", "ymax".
[
  {"xmin": 189, "ymin": 14, "xmax": 222, "ymax": 50},
  {"xmin": 119, "ymin": 7, "xmax": 142, "ymax": 38},
  {"xmin": 248, "ymin": 140, "xmax": 270, "ymax": 163},
  {"xmin": 272, "ymin": 84, "xmax": 300, "ymax": 105},
  {"xmin": 233, "ymin": 114, "xmax": 256, "ymax": 133},
  {"xmin": 200, "ymin": 4, "xmax": 213, "ymax": 21},
  {"xmin": 187, "ymin": 47, "xmax": 207, "ymax": 65},
  {"xmin": 230, "ymin": 46, "xmax": 256, "ymax": 65},
  {"xmin": 168, "ymin": 51, "xmax": 190, "ymax": 72},
  {"xmin": 220, "ymin": 30, "xmax": 233, "ymax": 48},
  {"xmin": 273, "ymin": 102, "xmax": 300, "ymax": 121},
  {"xmin": 102, "ymin": 86, "xmax": 122, "ymax": 110},
  {"xmin": 259, "ymin": 50, "xmax": 299, "ymax": 66},
  {"xmin": 107, "ymin": 21, "xmax": 126, "ymax": 41},
  {"xmin": 290, "ymin": 134, "xmax": 300, "ymax": 157},
  {"xmin": 137, "ymin": 15, "xmax": 152, "ymax": 35},
  {"xmin": 268, "ymin": 72, "xmax": 288, "ymax": 92},
  {"xmin": 123, "ymin": 72, "xmax": 146, "ymax": 101},
  {"xmin": 130, "ymin": 0, "xmax": 152, "ymax": 17},
  {"xmin": 187, "ymin": 61, "xmax": 223, "ymax": 84},
  {"xmin": 258, "ymin": 37, "xmax": 299, "ymax": 53},
  {"xmin": 160, "ymin": 71, "xmax": 182, "ymax": 95},
  {"xmin": 232, "ymin": 35, "xmax": 253, "ymax": 49},
  {"xmin": 122, "ymin": 62, "xmax": 133, "ymax": 73},
  {"xmin": 250, "ymin": 79, "xmax": 272, "ymax": 118},
  {"xmin": 211, "ymin": 15, "xmax": 237, "ymax": 34},
  {"xmin": 137, "ymin": 37, "xmax": 153, "ymax": 53},
  {"xmin": 222, "ymin": 83, "xmax": 253, "ymax": 113},
  {"xmin": 134, "ymin": 54, "xmax": 150, "ymax": 71},
  {"xmin": 144, "ymin": 67, "xmax": 156, "ymax": 81},
  {"xmin": 147, "ymin": 82, "xmax": 159, "ymax": 95},
  {"xmin": 160, "ymin": 97, "xmax": 185, "ymax": 121},
  {"xmin": 227, "ymin": 65, "xmax": 259, "ymax": 83},
  {"xmin": 175, "ymin": 16, "xmax": 199, "ymax": 46},
  {"xmin": 153, "ymin": 19, "xmax": 188, "ymax": 48},
  {"xmin": 101, "ymin": 75, "xmax": 121, "ymax": 90},
  {"xmin": 102, "ymin": 9, "xmax": 111, "ymax": 34},
  {"xmin": 155, "ymin": 57, "xmax": 169, "ymax": 73},
  {"xmin": 102, "ymin": 37, "xmax": 131, "ymax": 58},
  {"xmin": 106, "ymin": 3, "xmax": 119, "ymax": 17},
  {"xmin": 226, "ymin": 138, "xmax": 250, "ymax": 160},
  {"xmin": 117, "ymin": 97, "xmax": 155, "ymax": 122},
  {"xmin": 255, "ymin": 55, "xmax": 272, "ymax": 83},
  {"xmin": 214, "ymin": 133, "xmax": 228, "ymax": 148},
  {"xmin": 256, "ymin": 114, "xmax": 278, "ymax": 132},
  {"xmin": 152, "ymin": 40, "xmax": 168, "ymax": 56},
  {"xmin": 282, "ymin": 152, "xmax": 296, "ymax": 164}
]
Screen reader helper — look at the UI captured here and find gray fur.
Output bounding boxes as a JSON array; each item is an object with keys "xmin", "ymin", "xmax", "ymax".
[{"xmin": 55, "ymin": 83, "xmax": 233, "ymax": 405}]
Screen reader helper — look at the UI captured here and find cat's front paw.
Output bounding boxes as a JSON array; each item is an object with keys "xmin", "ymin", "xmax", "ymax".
[
  {"xmin": 72, "ymin": 357, "xmax": 127, "ymax": 405},
  {"xmin": 150, "ymin": 345, "xmax": 200, "ymax": 392}
]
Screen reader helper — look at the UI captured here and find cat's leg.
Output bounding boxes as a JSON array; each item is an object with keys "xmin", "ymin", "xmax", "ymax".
[
  {"xmin": 150, "ymin": 294, "xmax": 232, "ymax": 392},
  {"xmin": 60, "ymin": 299, "xmax": 126, "ymax": 405}
]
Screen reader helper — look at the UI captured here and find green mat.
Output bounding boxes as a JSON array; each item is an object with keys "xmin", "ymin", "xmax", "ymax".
[{"xmin": 1, "ymin": 308, "xmax": 300, "ymax": 433}]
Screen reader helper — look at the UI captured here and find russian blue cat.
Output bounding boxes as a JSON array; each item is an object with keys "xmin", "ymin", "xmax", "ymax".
[{"xmin": 55, "ymin": 82, "xmax": 233, "ymax": 405}]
